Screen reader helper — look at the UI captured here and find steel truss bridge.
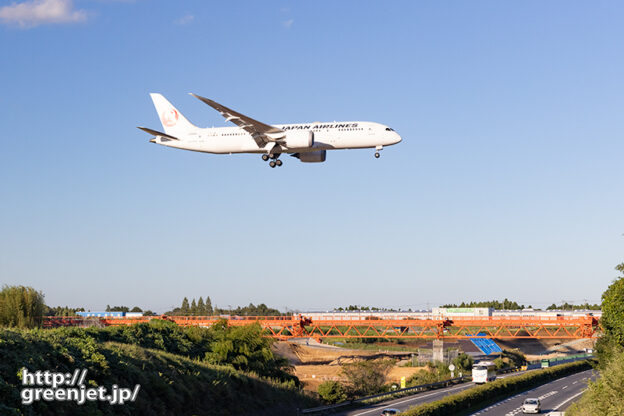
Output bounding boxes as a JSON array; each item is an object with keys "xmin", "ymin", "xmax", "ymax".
[{"xmin": 42, "ymin": 315, "xmax": 600, "ymax": 339}]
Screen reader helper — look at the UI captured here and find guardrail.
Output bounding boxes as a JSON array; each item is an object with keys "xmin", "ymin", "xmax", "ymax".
[{"xmin": 301, "ymin": 376, "xmax": 470, "ymax": 414}]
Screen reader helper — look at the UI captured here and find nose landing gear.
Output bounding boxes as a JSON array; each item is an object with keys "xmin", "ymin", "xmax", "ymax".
[{"xmin": 374, "ymin": 145, "xmax": 383, "ymax": 158}]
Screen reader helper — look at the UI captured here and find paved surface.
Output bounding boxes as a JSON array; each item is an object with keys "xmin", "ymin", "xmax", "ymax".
[
  {"xmin": 336, "ymin": 371, "xmax": 529, "ymax": 416},
  {"xmin": 469, "ymin": 369, "xmax": 595, "ymax": 415}
]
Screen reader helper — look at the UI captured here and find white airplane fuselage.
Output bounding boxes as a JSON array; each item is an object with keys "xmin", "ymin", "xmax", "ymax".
[{"xmin": 152, "ymin": 121, "xmax": 401, "ymax": 155}]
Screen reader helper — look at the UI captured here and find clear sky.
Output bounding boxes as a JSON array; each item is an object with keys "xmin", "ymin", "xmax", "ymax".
[{"xmin": 1, "ymin": 1, "xmax": 623, "ymax": 313}]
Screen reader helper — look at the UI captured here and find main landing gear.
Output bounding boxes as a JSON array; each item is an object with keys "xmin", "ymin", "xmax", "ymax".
[{"xmin": 262, "ymin": 153, "xmax": 283, "ymax": 168}]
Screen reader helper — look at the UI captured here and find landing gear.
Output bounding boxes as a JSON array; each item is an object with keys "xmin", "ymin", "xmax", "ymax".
[
  {"xmin": 374, "ymin": 145, "xmax": 383, "ymax": 159},
  {"xmin": 265, "ymin": 153, "xmax": 283, "ymax": 168}
]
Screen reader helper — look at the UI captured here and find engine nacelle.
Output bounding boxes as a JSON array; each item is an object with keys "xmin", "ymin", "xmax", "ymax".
[
  {"xmin": 294, "ymin": 150, "xmax": 326, "ymax": 163},
  {"xmin": 284, "ymin": 130, "xmax": 314, "ymax": 149}
]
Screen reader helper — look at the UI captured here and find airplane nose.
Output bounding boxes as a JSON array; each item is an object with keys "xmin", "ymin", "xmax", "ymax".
[{"xmin": 393, "ymin": 132, "xmax": 402, "ymax": 144}]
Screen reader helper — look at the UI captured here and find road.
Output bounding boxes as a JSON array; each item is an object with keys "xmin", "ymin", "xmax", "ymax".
[
  {"xmin": 469, "ymin": 369, "xmax": 595, "ymax": 415},
  {"xmin": 336, "ymin": 371, "xmax": 529, "ymax": 416}
]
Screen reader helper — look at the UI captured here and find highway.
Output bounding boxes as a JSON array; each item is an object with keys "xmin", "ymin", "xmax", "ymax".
[
  {"xmin": 469, "ymin": 369, "xmax": 595, "ymax": 415},
  {"xmin": 335, "ymin": 371, "xmax": 529, "ymax": 416}
]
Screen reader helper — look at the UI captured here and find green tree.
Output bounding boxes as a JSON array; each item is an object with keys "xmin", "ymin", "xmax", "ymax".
[
  {"xmin": 567, "ymin": 346, "xmax": 624, "ymax": 415},
  {"xmin": 318, "ymin": 381, "xmax": 347, "ymax": 403},
  {"xmin": 205, "ymin": 296, "xmax": 213, "ymax": 315},
  {"xmin": 142, "ymin": 310, "xmax": 156, "ymax": 316},
  {"xmin": 197, "ymin": 297, "xmax": 205, "ymax": 315},
  {"xmin": 130, "ymin": 306, "xmax": 142, "ymax": 313},
  {"xmin": 181, "ymin": 297, "xmax": 190, "ymax": 315},
  {"xmin": 0, "ymin": 285, "xmax": 46, "ymax": 328},
  {"xmin": 341, "ymin": 360, "xmax": 394, "ymax": 397},
  {"xmin": 452, "ymin": 353, "xmax": 474, "ymax": 372},
  {"xmin": 190, "ymin": 299, "xmax": 198, "ymax": 316},
  {"xmin": 600, "ymin": 263, "xmax": 624, "ymax": 345}
]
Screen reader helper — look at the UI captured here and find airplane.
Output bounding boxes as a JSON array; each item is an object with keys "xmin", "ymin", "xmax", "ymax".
[{"xmin": 138, "ymin": 93, "xmax": 402, "ymax": 167}]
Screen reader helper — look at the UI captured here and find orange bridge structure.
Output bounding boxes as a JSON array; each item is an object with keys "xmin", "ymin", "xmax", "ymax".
[{"xmin": 42, "ymin": 314, "xmax": 600, "ymax": 340}]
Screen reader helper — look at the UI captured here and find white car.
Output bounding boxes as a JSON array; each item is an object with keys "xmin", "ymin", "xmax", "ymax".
[{"xmin": 522, "ymin": 398, "xmax": 541, "ymax": 414}]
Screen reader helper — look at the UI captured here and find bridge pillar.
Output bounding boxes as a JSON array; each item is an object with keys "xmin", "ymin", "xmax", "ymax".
[{"xmin": 432, "ymin": 339, "xmax": 444, "ymax": 362}]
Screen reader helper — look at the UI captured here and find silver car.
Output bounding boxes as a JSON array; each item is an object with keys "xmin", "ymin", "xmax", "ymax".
[{"xmin": 522, "ymin": 398, "xmax": 541, "ymax": 414}]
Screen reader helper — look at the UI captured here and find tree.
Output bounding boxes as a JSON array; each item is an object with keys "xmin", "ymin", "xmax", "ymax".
[
  {"xmin": 142, "ymin": 310, "xmax": 156, "ymax": 316},
  {"xmin": 130, "ymin": 306, "xmax": 142, "ymax": 313},
  {"xmin": 108, "ymin": 306, "xmax": 129, "ymax": 312},
  {"xmin": 0, "ymin": 285, "xmax": 46, "ymax": 328},
  {"xmin": 600, "ymin": 263, "xmax": 624, "ymax": 345},
  {"xmin": 205, "ymin": 296, "xmax": 213, "ymax": 315},
  {"xmin": 197, "ymin": 297, "xmax": 205, "ymax": 315},
  {"xmin": 181, "ymin": 298, "xmax": 190, "ymax": 315},
  {"xmin": 452, "ymin": 353, "xmax": 474, "ymax": 372},
  {"xmin": 341, "ymin": 360, "xmax": 394, "ymax": 397},
  {"xmin": 567, "ymin": 345, "xmax": 624, "ymax": 415},
  {"xmin": 318, "ymin": 381, "xmax": 347, "ymax": 403},
  {"xmin": 191, "ymin": 299, "xmax": 198, "ymax": 316}
]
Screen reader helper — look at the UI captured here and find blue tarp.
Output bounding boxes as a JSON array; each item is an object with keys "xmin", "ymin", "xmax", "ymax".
[{"xmin": 467, "ymin": 333, "xmax": 503, "ymax": 355}]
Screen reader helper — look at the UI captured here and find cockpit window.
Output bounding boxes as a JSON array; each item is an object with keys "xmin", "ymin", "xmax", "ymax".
[{"xmin": 385, "ymin": 127, "xmax": 394, "ymax": 131}]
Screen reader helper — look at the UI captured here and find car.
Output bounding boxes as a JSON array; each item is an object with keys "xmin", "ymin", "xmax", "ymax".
[
  {"xmin": 381, "ymin": 409, "xmax": 401, "ymax": 415},
  {"xmin": 522, "ymin": 398, "xmax": 541, "ymax": 413}
]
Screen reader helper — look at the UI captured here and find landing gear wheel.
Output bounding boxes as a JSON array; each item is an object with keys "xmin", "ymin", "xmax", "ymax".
[
  {"xmin": 262, "ymin": 154, "xmax": 269, "ymax": 161},
  {"xmin": 374, "ymin": 152, "xmax": 380, "ymax": 158},
  {"xmin": 276, "ymin": 159, "xmax": 283, "ymax": 167},
  {"xmin": 269, "ymin": 161, "xmax": 276, "ymax": 168}
]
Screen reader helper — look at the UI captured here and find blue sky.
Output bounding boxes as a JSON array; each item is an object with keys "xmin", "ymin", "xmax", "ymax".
[{"xmin": 1, "ymin": 1, "xmax": 622, "ymax": 313}]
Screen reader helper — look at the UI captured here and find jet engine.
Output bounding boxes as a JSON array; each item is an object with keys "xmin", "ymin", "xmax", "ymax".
[
  {"xmin": 284, "ymin": 130, "xmax": 314, "ymax": 149},
  {"xmin": 292, "ymin": 150, "xmax": 326, "ymax": 163}
]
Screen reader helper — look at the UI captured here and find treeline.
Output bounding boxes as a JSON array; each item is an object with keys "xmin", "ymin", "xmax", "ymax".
[
  {"xmin": 441, "ymin": 298, "xmax": 529, "ymax": 310},
  {"xmin": 165, "ymin": 297, "xmax": 286, "ymax": 316},
  {"xmin": 166, "ymin": 296, "xmax": 213, "ymax": 315},
  {"xmin": 334, "ymin": 305, "xmax": 405, "ymax": 312},
  {"xmin": 545, "ymin": 302, "xmax": 600, "ymax": 310},
  {"xmin": 567, "ymin": 262, "xmax": 624, "ymax": 415}
]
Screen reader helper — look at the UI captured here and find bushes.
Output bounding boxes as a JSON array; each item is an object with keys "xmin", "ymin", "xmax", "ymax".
[
  {"xmin": 401, "ymin": 360, "xmax": 593, "ymax": 416},
  {"xmin": 0, "ymin": 285, "xmax": 46, "ymax": 328},
  {"xmin": 318, "ymin": 381, "xmax": 347, "ymax": 403},
  {"xmin": 407, "ymin": 361, "xmax": 450, "ymax": 386},
  {"xmin": 0, "ymin": 326, "xmax": 316, "ymax": 415}
]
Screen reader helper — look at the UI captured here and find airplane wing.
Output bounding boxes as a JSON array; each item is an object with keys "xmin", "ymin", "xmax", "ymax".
[{"xmin": 189, "ymin": 93, "xmax": 284, "ymax": 146}]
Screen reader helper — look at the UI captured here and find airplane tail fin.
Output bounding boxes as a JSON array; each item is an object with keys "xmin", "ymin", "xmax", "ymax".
[{"xmin": 149, "ymin": 93, "xmax": 198, "ymax": 137}]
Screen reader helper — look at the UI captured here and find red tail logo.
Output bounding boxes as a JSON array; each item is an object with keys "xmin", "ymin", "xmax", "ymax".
[{"xmin": 161, "ymin": 109, "xmax": 179, "ymax": 127}]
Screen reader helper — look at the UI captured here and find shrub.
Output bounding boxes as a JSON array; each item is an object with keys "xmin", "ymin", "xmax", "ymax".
[{"xmin": 318, "ymin": 380, "xmax": 348, "ymax": 403}]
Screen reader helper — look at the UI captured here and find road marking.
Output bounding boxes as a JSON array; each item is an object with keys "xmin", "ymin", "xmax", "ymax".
[
  {"xmin": 572, "ymin": 381, "xmax": 578, "ymax": 384},
  {"xmin": 562, "ymin": 385, "xmax": 568, "ymax": 389},
  {"xmin": 552, "ymin": 389, "xmax": 587, "ymax": 410},
  {"xmin": 351, "ymin": 384, "xmax": 472, "ymax": 416}
]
